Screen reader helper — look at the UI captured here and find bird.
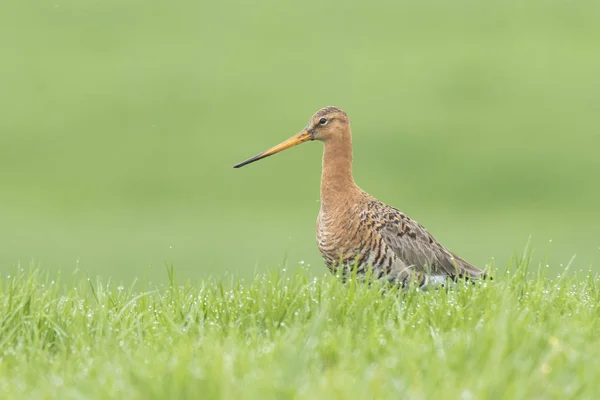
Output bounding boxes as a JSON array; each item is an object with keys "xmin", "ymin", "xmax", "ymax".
[{"xmin": 234, "ymin": 106, "xmax": 487, "ymax": 289}]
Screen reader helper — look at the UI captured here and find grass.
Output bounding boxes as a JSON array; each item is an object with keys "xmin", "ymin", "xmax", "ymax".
[{"xmin": 2, "ymin": 251, "xmax": 599, "ymax": 399}]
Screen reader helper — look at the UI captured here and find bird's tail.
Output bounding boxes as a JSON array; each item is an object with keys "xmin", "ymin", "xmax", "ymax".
[{"xmin": 450, "ymin": 252, "xmax": 491, "ymax": 281}]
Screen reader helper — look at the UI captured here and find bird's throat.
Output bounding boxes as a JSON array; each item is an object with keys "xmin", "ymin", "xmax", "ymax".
[{"xmin": 320, "ymin": 136, "xmax": 359, "ymax": 212}]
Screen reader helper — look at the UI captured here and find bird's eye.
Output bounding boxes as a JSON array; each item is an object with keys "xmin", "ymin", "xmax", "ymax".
[{"xmin": 319, "ymin": 118, "xmax": 328, "ymax": 125}]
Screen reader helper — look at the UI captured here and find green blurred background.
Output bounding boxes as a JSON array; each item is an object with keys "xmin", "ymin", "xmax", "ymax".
[{"xmin": 1, "ymin": 1, "xmax": 599, "ymax": 282}]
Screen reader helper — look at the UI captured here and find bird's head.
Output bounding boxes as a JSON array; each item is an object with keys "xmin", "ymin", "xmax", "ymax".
[{"xmin": 233, "ymin": 106, "xmax": 349, "ymax": 168}]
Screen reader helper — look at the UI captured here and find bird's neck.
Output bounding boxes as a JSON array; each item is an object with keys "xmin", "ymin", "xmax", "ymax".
[{"xmin": 320, "ymin": 135, "xmax": 360, "ymax": 213}]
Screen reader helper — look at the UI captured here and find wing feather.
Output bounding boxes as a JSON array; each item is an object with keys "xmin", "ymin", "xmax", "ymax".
[{"xmin": 378, "ymin": 208, "xmax": 484, "ymax": 279}]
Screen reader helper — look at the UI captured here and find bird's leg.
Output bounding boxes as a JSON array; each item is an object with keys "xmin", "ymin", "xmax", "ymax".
[{"xmin": 391, "ymin": 269, "xmax": 428, "ymax": 289}]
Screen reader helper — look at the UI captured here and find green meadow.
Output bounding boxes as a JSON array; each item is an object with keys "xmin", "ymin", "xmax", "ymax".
[
  {"xmin": 1, "ymin": 0, "xmax": 599, "ymax": 280},
  {"xmin": 1, "ymin": 259, "xmax": 600, "ymax": 398},
  {"xmin": 1, "ymin": 0, "xmax": 599, "ymax": 397}
]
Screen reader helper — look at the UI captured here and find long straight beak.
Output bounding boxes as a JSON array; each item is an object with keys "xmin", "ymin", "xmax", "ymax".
[{"xmin": 234, "ymin": 129, "xmax": 312, "ymax": 168}]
